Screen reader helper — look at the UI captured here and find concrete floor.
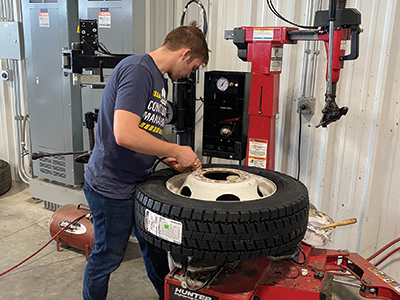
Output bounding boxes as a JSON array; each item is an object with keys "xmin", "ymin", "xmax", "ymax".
[
  {"xmin": 0, "ymin": 181, "xmax": 158, "ymax": 300},
  {"xmin": 0, "ymin": 181, "xmax": 365, "ymax": 300}
]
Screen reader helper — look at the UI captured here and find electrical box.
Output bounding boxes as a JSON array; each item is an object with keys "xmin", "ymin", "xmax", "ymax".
[
  {"xmin": 202, "ymin": 71, "xmax": 251, "ymax": 161},
  {"xmin": 23, "ymin": 0, "xmax": 83, "ymax": 186},
  {"xmin": 0, "ymin": 21, "xmax": 24, "ymax": 60},
  {"xmin": 78, "ymin": 0, "xmax": 146, "ymax": 150}
]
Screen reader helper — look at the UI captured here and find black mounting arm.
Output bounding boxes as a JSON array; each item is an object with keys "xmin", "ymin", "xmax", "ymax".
[{"xmin": 62, "ymin": 19, "xmax": 130, "ymax": 87}]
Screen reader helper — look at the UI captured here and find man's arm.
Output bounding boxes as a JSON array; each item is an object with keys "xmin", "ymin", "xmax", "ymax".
[{"xmin": 113, "ymin": 109, "xmax": 198, "ymax": 169}]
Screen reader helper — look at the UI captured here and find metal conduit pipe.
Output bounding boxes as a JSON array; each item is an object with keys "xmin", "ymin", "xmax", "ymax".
[
  {"xmin": 15, "ymin": 0, "xmax": 32, "ymax": 181},
  {"xmin": 2, "ymin": 0, "xmax": 8, "ymax": 20},
  {"xmin": 299, "ymin": 0, "xmax": 315, "ymax": 97},
  {"xmin": 13, "ymin": 59, "xmax": 30, "ymax": 183},
  {"xmin": 14, "ymin": 0, "xmax": 31, "ymax": 183},
  {"xmin": 0, "ymin": 2, "xmax": 5, "ymax": 21},
  {"xmin": 309, "ymin": 0, "xmax": 323, "ymax": 97},
  {"xmin": 326, "ymin": 0, "xmax": 336, "ymax": 97},
  {"xmin": 17, "ymin": 58, "xmax": 31, "ymax": 173},
  {"xmin": 13, "ymin": 61, "xmax": 27, "ymax": 183},
  {"xmin": 7, "ymin": 0, "xmax": 13, "ymax": 21}
]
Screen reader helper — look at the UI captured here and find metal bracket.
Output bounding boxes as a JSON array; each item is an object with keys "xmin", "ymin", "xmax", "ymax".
[{"xmin": 297, "ymin": 97, "xmax": 315, "ymax": 115}]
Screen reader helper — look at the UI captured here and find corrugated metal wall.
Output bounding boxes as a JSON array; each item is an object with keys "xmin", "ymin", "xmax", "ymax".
[
  {"xmin": 0, "ymin": 0, "xmax": 24, "ymax": 181},
  {"xmin": 1, "ymin": 0, "xmax": 399, "ymax": 281},
  {"xmin": 145, "ymin": 0, "xmax": 400, "ymax": 281}
]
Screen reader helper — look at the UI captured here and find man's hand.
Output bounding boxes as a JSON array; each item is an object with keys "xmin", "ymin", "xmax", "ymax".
[
  {"xmin": 162, "ymin": 157, "xmax": 202, "ymax": 173},
  {"xmin": 173, "ymin": 145, "xmax": 200, "ymax": 169}
]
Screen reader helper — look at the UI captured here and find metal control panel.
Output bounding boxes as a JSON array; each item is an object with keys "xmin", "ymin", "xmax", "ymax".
[
  {"xmin": 202, "ymin": 71, "xmax": 251, "ymax": 161},
  {"xmin": 23, "ymin": 0, "xmax": 83, "ymax": 185}
]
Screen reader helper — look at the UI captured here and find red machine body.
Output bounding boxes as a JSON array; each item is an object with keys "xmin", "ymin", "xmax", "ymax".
[
  {"xmin": 232, "ymin": 24, "xmax": 354, "ymax": 169},
  {"xmin": 238, "ymin": 27, "xmax": 297, "ymax": 170},
  {"xmin": 319, "ymin": 27, "xmax": 351, "ymax": 83},
  {"xmin": 165, "ymin": 244, "xmax": 400, "ymax": 300}
]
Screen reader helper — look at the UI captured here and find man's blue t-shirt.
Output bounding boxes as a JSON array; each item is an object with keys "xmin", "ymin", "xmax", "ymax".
[{"xmin": 84, "ymin": 54, "xmax": 168, "ymax": 199}]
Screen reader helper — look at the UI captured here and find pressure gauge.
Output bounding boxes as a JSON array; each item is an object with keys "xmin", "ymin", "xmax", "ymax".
[
  {"xmin": 216, "ymin": 77, "xmax": 229, "ymax": 92},
  {"xmin": 164, "ymin": 101, "xmax": 175, "ymax": 124}
]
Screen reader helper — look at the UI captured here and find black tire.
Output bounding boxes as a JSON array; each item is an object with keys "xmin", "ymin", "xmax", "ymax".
[
  {"xmin": 0, "ymin": 159, "xmax": 12, "ymax": 196},
  {"xmin": 134, "ymin": 164, "xmax": 309, "ymax": 261}
]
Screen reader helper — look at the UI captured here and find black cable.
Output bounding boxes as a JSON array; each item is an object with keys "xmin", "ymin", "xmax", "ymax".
[
  {"xmin": 82, "ymin": 38, "xmax": 99, "ymax": 52},
  {"xmin": 208, "ymin": 157, "xmax": 212, "ymax": 164},
  {"xmin": 32, "ymin": 150, "xmax": 90, "ymax": 160},
  {"xmin": 291, "ymin": 246, "xmax": 307, "ymax": 265},
  {"xmin": 160, "ymin": 135, "xmax": 169, "ymax": 142},
  {"xmin": 180, "ymin": 0, "xmax": 208, "ymax": 37},
  {"xmin": 151, "ymin": 156, "xmax": 168, "ymax": 174},
  {"xmin": 266, "ymin": 0, "xmax": 319, "ymax": 30},
  {"xmin": 82, "ymin": 38, "xmax": 115, "ymax": 56},
  {"xmin": 297, "ymin": 106, "xmax": 306, "ymax": 180},
  {"xmin": 98, "ymin": 42, "xmax": 113, "ymax": 56}
]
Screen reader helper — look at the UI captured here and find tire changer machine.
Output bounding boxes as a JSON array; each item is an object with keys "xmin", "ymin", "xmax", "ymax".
[{"xmin": 164, "ymin": 2, "xmax": 400, "ymax": 300}]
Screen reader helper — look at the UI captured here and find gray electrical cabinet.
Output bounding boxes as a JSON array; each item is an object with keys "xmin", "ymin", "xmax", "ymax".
[
  {"xmin": 24, "ymin": 0, "xmax": 146, "ymax": 207},
  {"xmin": 23, "ymin": 0, "xmax": 83, "ymax": 186},
  {"xmin": 79, "ymin": 0, "xmax": 146, "ymax": 151}
]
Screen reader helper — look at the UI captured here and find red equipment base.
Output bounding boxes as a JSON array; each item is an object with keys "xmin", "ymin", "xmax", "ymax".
[{"xmin": 165, "ymin": 244, "xmax": 400, "ymax": 300}]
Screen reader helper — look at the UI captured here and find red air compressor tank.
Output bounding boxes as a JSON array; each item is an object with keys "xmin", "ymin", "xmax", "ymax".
[{"xmin": 49, "ymin": 204, "xmax": 94, "ymax": 260}]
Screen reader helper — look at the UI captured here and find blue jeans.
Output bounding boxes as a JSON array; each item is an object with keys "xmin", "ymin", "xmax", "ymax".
[{"xmin": 82, "ymin": 181, "xmax": 170, "ymax": 300}]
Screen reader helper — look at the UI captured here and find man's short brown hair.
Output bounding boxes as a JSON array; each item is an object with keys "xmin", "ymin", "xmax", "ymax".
[{"xmin": 163, "ymin": 21, "xmax": 209, "ymax": 67}]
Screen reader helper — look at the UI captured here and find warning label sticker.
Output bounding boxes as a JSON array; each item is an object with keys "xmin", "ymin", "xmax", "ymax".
[
  {"xmin": 145, "ymin": 209, "xmax": 182, "ymax": 245},
  {"xmin": 98, "ymin": 9, "xmax": 111, "ymax": 28},
  {"xmin": 270, "ymin": 46, "xmax": 283, "ymax": 72},
  {"xmin": 340, "ymin": 40, "xmax": 346, "ymax": 50},
  {"xmin": 253, "ymin": 28, "xmax": 274, "ymax": 40},
  {"xmin": 39, "ymin": 10, "xmax": 49, "ymax": 28},
  {"xmin": 248, "ymin": 138, "xmax": 268, "ymax": 168}
]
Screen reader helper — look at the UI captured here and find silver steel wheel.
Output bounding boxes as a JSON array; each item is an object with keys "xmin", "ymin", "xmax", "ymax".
[{"xmin": 166, "ymin": 168, "xmax": 277, "ymax": 201}]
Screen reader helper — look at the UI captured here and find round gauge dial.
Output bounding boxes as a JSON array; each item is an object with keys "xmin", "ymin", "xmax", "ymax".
[
  {"xmin": 216, "ymin": 77, "xmax": 229, "ymax": 92},
  {"xmin": 164, "ymin": 101, "xmax": 174, "ymax": 124}
]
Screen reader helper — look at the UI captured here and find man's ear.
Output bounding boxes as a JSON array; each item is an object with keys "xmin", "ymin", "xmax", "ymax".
[{"xmin": 181, "ymin": 48, "xmax": 192, "ymax": 61}]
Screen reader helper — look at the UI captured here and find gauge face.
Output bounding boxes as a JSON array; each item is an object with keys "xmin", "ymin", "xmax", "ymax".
[
  {"xmin": 216, "ymin": 77, "xmax": 229, "ymax": 92},
  {"xmin": 164, "ymin": 102, "xmax": 174, "ymax": 124}
]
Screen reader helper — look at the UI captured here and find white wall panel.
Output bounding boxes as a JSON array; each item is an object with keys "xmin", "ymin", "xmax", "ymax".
[{"xmin": 146, "ymin": 0, "xmax": 400, "ymax": 281}]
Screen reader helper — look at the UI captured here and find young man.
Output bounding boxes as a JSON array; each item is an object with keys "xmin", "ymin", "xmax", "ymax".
[{"xmin": 82, "ymin": 22, "xmax": 209, "ymax": 300}]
